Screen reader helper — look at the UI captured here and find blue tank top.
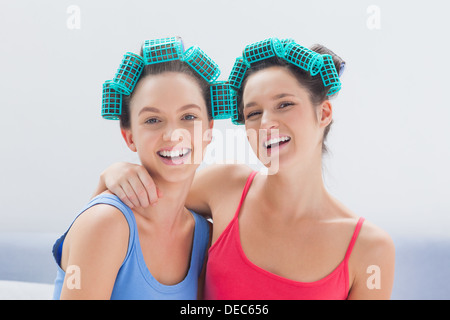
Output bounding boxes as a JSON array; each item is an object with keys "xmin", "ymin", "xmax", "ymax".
[{"xmin": 52, "ymin": 194, "xmax": 210, "ymax": 300}]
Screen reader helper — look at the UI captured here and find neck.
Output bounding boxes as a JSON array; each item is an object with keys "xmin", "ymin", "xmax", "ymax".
[
  {"xmin": 133, "ymin": 174, "xmax": 194, "ymax": 231},
  {"xmin": 261, "ymin": 154, "xmax": 329, "ymax": 221}
]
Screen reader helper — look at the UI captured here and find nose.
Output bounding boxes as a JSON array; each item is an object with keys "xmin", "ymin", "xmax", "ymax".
[
  {"xmin": 260, "ymin": 110, "xmax": 279, "ymax": 130},
  {"xmin": 163, "ymin": 123, "xmax": 190, "ymax": 143}
]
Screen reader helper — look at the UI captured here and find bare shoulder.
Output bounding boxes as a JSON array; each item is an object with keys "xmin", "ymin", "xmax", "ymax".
[
  {"xmin": 71, "ymin": 202, "xmax": 129, "ymax": 239},
  {"xmin": 62, "ymin": 201, "xmax": 129, "ymax": 269},
  {"xmin": 328, "ymin": 196, "xmax": 395, "ymax": 298},
  {"xmin": 195, "ymin": 164, "xmax": 254, "ymax": 187},
  {"xmin": 188, "ymin": 164, "xmax": 254, "ymax": 215},
  {"xmin": 347, "ymin": 218, "xmax": 395, "ymax": 299},
  {"xmin": 201, "ymin": 164, "xmax": 254, "ymax": 203},
  {"xmin": 356, "ymin": 219, "xmax": 395, "ymax": 260},
  {"xmin": 60, "ymin": 201, "xmax": 130, "ymax": 298},
  {"xmin": 329, "ymin": 197, "xmax": 395, "ymax": 258}
]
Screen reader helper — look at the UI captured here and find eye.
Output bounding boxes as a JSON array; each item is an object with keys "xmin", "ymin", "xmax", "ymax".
[
  {"xmin": 245, "ymin": 111, "xmax": 261, "ymax": 120},
  {"xmin": 145, "ymin": 118, "xmax": 161, "ymax": 124},
  {"xmin": 278, "ymin": 102, "xmax": 294, "ymax": 109},
  {"xmin": 183, "ymin": 114, "xmax": 198, "ymax": 121}
]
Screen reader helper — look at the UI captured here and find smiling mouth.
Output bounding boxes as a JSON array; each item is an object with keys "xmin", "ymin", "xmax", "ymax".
[
  {"xmin": 263, "ymin": 136, "xmax": 291, "ymax": 149},
  {"xmin": 157, "ymin": 148, "xmax": 192, "ymax": 160}
]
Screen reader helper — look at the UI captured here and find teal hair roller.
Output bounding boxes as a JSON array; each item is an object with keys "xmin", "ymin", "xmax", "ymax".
[
  {"xmin": 230, "ymin": 89, "xmax": 243, "ymax": 125},
  {"xmin": 242, "ymin": 38, "xmax": 284, "ymax": 66},
  {"xmin": 226, "ymin": 37, "xmax": 344, "ymax": 126},
  {"xmin": 283, "ymin": 42, "xmax": 324, "ymax": 76},
  {"xmin": 280, "ymin": 38, "xmax": 295, "ymax": 48},
  {"xmin": 228, "ymin": 57, "xmax": 248, "ymax": 90},
  {"xmin": 210, "ymin": 82, "xmax": 234, "ymax": 120},
  {"xmin": 102, "ymin": 80, "xmax": 122, "ymax": 120},
  {"xmin": 320, "ymin": 54, "xmax": 341, "ymax": 96},
  {"xmin": 111, "ymin": 52, "xmax": 145, "ymax": 95},
  {"xmin": 143, "ymin": 37, "xmax": 184, "ymax": 65},
  {"xmin": 183, "ymin": 46, "xmax": 221, "ymax": 83},
  {"xmin": 102, "ymin": 37, "xmax": 223, "ymax": 121}
]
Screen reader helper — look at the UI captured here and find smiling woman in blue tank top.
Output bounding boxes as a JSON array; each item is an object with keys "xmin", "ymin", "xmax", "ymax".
[{"xmin": 52, "ymin": 37, "xmax": 216, "ymax": 299}]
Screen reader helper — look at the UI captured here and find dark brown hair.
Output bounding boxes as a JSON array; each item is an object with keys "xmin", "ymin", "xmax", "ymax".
[
  {"xmin": 236, "ymin": 44, "xmax": 345, "ymax": 155},
  {"xmin": 119, "ymin": 47, "xmax": 212, "ymax": 129}
]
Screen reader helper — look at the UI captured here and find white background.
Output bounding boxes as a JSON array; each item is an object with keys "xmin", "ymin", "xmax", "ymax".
[{"xmin": 1, "ymin": 0, "xmax": 449, "ymax": 239}]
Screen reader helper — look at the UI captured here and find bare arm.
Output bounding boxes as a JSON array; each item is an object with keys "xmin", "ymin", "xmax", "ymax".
[
  {"xmin": 187, "ymin": 164, "xmax": 253, "ymax": 219},
  {"xmin": 347, "ymin": 223, "xmax": 395, "ymax": 300},
  {"xmin": 94, "ymin": 162, "xmax": 250, "ymax": 219},
  {"xmin": 59, "ymin": 204, "xmax": 129, "ymax": 299}
]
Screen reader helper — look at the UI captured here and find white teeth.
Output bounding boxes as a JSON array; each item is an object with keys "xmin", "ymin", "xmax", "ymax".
[
  {"xmin": 264, "ymin": 136, "xmax": 291, "ymax": 148},
  {"xmin": 158, "ymin": 148, "xmax": 190, "ymax": 158}
]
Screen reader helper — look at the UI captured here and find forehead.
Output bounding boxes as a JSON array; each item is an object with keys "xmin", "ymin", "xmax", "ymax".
[
  {"xmin": 243, "ymin": 66, "xmax": 306, "ymax": 104},
  {"xmin": 131, "ymin": 72, "xmax": 206, "ymax": 111}
]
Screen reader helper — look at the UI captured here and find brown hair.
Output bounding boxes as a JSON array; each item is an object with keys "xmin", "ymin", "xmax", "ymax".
[
  {"xmin": 236, "ymin": 44, "xmax": 345, "ymax": 155},
  {"xmin": 119, "ymin": 47, "xmax": 212, "ymax": 129}
]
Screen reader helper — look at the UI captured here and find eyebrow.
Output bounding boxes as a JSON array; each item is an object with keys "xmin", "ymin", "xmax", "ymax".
[
  {"xmin": 244, "ymin": 93, "xmax": 295, "ymax": 109},
  {"xmin": 138, "ymin": 104, "xmax": 201, "ymax": 116}
]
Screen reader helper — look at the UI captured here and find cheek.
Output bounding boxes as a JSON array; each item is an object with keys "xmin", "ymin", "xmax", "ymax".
[
  {"xmin": 134, "ymin": 128, "xmax": 160, "ymax": 151},
  {"xmin": 245, "ymin": 124, "xmax": 261, "ymax": 153},
  {"xmin": 287, "ymin": 106, "xmax": 319, "ymax": 131}
]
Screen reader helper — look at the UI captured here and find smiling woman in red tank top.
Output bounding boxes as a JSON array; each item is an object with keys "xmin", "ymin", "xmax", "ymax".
[{"xmin": 96, "ymin": 39, "xmax": 395, "ymax": 300}]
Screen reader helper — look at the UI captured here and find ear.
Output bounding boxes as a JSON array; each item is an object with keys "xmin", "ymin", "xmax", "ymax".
[
  {"xmin": 121, "ymin": 128, "xmax": 137, "ymax": 152},
  {"xmin": 318, "ymin": 100, "xmax": 333, "ymax": 128},
  {"xmin": 203, "ymin": 119, "xmax": 214, "ymax": 145}
]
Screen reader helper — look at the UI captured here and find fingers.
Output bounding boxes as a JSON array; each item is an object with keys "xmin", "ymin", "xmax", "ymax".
[
  {"xmin": 127, "ymin": 175, "xmax": 151, "ymax": 208},
  {"xmin": 136, "ymin": 167, "xmax": 159, "ymax": 206},
  {"xmin": 121, "ymin": 178, "xmax": 144, "ymax": 208},
  {"xmin": 112, "ymin": 182, "xmax": 137, "ymax": 209},
  {"xmin": 103, "ymin": 163, "xmax": 161, "ymax": 209},
  {"xmin": 118, "ymin": 166, "xmax": 159, "ymax": 208}
]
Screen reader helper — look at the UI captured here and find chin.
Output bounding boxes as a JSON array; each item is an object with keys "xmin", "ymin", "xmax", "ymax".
[
  {"xmin": 261, "ymin": 154, "xmax": 300, "ymax": 175},
  {"xmin": 168, "ymin": 167, "xmax": 197, "ymax": 181},
  {"xmin": 153, "ymin": 163, "xmax": 198, "ymax": 184}
]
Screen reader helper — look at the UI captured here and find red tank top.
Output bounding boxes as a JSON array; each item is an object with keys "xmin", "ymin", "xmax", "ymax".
[{"xmin": 204, "ymin": 171, "xmax": 365, "ymax": 300}]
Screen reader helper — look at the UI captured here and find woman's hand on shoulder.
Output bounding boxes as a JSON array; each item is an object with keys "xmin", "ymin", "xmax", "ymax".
[
  {"xmin": 348, "ymin": 220, "xmax": 395, "ymax": 300},
  {"xmin": 60, "ymin": 204, "xmax": 129, "ymax": 299},
  {"xmin": 96, "ymin": 162, "xmax": 162, "ymax": 209}
]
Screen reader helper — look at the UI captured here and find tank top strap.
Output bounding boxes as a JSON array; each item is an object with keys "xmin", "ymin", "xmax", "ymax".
[
  {"xmin": 344, "ymin": 217, "xmax": 365, "ymax": 262},
  {"xmin": 233, "ymin": 171, "xmax": 258, "ymax": 219},
  {"xmin": 189, "ymin": 210, "xmax": 210, "ymax": 268}
]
